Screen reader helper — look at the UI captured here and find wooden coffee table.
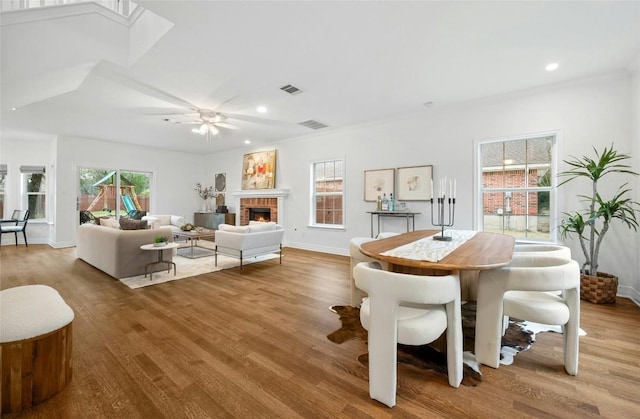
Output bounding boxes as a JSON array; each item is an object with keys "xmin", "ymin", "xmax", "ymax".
[{"xmin": 173, "ymin": 229, "xmax": 216, "ymax": 259}]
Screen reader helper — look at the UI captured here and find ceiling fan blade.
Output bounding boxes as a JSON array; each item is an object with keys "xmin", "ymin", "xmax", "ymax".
[
  {"xmin": 224, "ymin": 113, "xmax": 295, "ymax": 128},
  {"xmin": 214, "ymin": 122, "xmax": 239, "ymax": 130},
  {"xmin": 131, "ymin": 107, "xmax": 199, "ymax": 116},
  {"xmin": 92, "ymin": 61, "xmax": 198, "ymax": 111}
]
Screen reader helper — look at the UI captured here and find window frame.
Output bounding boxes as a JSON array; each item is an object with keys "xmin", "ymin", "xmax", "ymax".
[
  {"xmin": 309, "ymin": 158, "xmax": 345, "ymax": 230},
  {"xmin": 21, "ymin": 166, "xmax": 47, "ymax": 221},
  {"xmin": 0, "ymin": 164, "xmax": 7, "ymax": 219},
  {"xmin": 474, "ymin": 132, "xmax": 559, "ymax": 243}
]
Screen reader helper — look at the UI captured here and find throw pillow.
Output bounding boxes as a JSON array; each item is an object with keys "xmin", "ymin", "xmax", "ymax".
[
  {"xmin": 119, "ymin": 218, "xmax": 148, "ymax": 230},
  {"xmin": 248, "ymin": 221, "xmax": 277, "ymax": 232},
  {"xmin": 218, "ymin": 224, "xmax": 251, "ymax": 233},
  {"xmin": 100, "ymin": 217, "xmax": 120, "ymax": 229}
]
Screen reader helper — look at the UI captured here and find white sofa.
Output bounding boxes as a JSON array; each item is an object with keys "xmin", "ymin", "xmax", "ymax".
[
  {"xmin": 142, "ymin": 214, "xmax": 185, "ymax": 234},
  {"xmin": 214, "ymin": 221, "xmax": 284, "ymax": 270},
  {"xmin": 77, "ymin": 223, "xmax": 175, "ymax": 279}
]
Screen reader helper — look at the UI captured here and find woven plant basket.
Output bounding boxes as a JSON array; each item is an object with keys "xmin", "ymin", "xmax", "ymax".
[{"xmin": 580, "ymin": 272, "xmax": 618, "ymax": 304}]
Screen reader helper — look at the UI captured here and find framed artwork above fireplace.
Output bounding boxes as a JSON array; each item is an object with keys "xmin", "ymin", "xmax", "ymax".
[{"xmin": 242, "ymin": 149, "xmax": 276, "ymax": 190}]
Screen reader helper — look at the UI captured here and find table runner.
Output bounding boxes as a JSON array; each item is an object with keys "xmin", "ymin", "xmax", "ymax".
[{"xmin": 380, "ymin": 230, "xmax": 477, "ymax": 262}]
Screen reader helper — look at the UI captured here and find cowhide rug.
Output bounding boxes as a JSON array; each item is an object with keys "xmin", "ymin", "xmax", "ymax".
[{"xmin": 328, "ymin": 302, "xmax": 545, "ymax": 387}]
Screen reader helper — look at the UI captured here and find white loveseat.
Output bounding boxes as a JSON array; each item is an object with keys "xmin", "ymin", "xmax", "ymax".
[
  {"xmin": 77, "ymin": 223, "xmax": 175, "ymax": 279},
  {"xmin": 141, "ymin": 214, "xmax": 185, "ymax": 234},
  {"xmin": 214, "ymin": 221, "xmax": 284, "ymax": 270}
]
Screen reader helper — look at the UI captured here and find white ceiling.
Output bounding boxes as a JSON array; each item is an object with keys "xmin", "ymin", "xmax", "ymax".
[{"xmin": 1, "ymin": 1, "xmax": 639, "ymax": 154}]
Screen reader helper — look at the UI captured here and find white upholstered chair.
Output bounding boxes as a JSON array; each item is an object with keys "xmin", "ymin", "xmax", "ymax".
[
  {"xmin": 349, "ymin": 232, "xmax": 400, "ymax": 306},
  {"xmin": 354, "ymin": 262, "xmax": 463, "ymax": 407},
  {"xmin": 514, "ymin": 243, "xmax": 572, "ymax": 260},
  {"xmin": 475, "ymin": 255, "xmax": 580, "ymax": 375},
  {"xmin": 348, "ymin": 237, "xmax": 388, "ymax": 306}
]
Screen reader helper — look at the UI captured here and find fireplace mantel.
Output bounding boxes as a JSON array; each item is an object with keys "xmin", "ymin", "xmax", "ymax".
[
  {"xmin": 231, "ymin": 189, "xmax": 290, "ymax": 199},
  {"xmin": 232, "ymin": 189, "xmax": 289, "ymax": 226}
]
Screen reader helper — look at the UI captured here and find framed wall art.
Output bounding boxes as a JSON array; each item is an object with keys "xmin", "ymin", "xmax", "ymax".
[
  {"xmin": 397, "ymin": 165, "xmax": 433, "ymax": 201},
  {"xmin": 364, "ymin": 168, "xmax": 395, "ymax": 201},
  {"xmin": 241, "ymin": 149, "xmax": 277, "ymax": 190},
  {"xmin": 214, "ymin": 173, "xmax": 226, "ymax": 192}
]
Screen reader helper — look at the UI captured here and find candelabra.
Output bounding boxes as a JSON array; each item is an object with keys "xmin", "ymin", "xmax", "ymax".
[{"xmin": 430, "ymin": 178, "xmax": 456, "ymax": 241}]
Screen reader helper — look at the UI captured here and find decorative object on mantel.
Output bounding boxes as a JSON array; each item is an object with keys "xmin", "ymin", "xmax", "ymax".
[
  {"xmin": 242, "ymin": 150, "xmax": 277, "ymax": 190},
  {"xmin": 559, "ymin": 144, "xmax": 639, "ymax": 303},
  {"xmin": 194, "ymin": 183, "xmax": 214, "ymax": 212},
  {"xmin": 430, "ymin": 176, "xmax": 456, "ymax": 241},
  {"xmin": 397, "ymin": 165, "xmax": 433, "ymax": 201}
]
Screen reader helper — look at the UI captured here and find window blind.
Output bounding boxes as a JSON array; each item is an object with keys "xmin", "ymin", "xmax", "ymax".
[{"xmin": 19, "ymin": 165, "xmax": 45, "ymax": 174}]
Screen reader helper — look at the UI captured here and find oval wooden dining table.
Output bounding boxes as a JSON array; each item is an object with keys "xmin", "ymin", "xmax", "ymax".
[{"xmin": 359, "ymin": 229, "xmax": 515, "ymax": 299}]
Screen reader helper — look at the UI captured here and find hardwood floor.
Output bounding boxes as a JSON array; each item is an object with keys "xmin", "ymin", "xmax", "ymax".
[{"xmin": 1, "ymin": 244, "xmax": 639, "ymax": 418}]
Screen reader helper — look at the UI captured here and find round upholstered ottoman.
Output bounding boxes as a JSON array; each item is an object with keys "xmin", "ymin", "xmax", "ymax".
[{"xmin": 1, "ymin": 285, "xmax": 74, "ymax": 414}]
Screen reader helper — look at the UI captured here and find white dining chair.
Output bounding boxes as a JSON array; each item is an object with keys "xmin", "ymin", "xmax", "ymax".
[
  {"xmin": 349, "ymin": 236, "xmax": 392, "ymax": 307},
  {"xmin": 475, "ymin": 255, "xmax": 580, "ymax": 375},
  {"xmin": 514, "ymin": 243, "xmax": 572, "ymax": 260},
  {"xmin": 354, "ymin": 262, "xmax": 463, "ymax": 407}
]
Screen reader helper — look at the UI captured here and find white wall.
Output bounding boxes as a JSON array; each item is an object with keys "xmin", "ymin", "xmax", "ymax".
[
  {"xmin": 205, "ymin": 72, "xmax": 639, "ymax": 297},
  {"xmin": 0, "ymin": 136, "xmax": 56, "ymax": 245},
  {"xmin": 51, "ymin": 136, "xmax": 207, "ymax": 247},
  {"xmin": 630, "ymin": 57, "xmax": 640, "ymax": 305}
]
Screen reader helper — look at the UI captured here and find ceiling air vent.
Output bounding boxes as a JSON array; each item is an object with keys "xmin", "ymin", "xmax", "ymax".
[
  {"xmin": 280, "ymin": 84, "xmax": 302, "ymax": 95},
  {"xmin": 299, "ymin": 119, "xmax": 328, "ymax": 130}
]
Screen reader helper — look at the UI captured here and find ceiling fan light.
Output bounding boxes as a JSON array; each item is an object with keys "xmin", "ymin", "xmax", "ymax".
[
  {"xmin": 199, "ymin": 124, "xmax": 208, "ymax": 134},
  {"xmin": 209, "ymin": 124, "xmax": 220, "ymax": 136}
]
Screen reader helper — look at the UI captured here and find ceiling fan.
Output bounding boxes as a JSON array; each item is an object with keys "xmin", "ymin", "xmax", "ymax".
[
  {"xmin": 171, "ymin": 109, "xmax": 239, "ymax": 142},
  {"xmin": 89, "ymin": 62, "xmax": 298, "ymax": 141}
]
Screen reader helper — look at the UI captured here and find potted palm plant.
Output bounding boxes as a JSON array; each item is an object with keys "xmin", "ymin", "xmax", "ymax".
[{"xmin": 559, "ymin": 144, "xmax": 639, "ymax": 303}]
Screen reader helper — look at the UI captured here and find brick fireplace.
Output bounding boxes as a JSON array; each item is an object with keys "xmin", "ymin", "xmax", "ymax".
[{"xmin": 232, "ymin": 189, "xmax": 289, "ymax": 226}]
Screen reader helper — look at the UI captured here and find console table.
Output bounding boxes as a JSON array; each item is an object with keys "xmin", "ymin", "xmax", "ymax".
[
  {"xmin": 194, "ymin": 212, "xmax": 235, "ymax": 229},
  {"xmin": 367, "ymin": 211, "xmax": 420, "ymax": 238}
]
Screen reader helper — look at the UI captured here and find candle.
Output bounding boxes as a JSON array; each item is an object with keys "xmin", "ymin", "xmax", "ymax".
[
  {"xmin": 453, "ymin": 179, "xmax": 456, "ymax": 199},
  {"xmin": 430, "ymin": 178, "xmax": 434, "ymax": 198},
  {"xmin": 449, "ymin": 180, "xmax": 452, "ymax": 199},
  {"xmin": 444, "ymin": 176, "xmax": 447, "ymax": 198}
]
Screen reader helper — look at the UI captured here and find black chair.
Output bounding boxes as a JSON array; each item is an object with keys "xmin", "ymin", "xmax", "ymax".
[
  {"xmin": 1, "ymin": 210, "xmax": 30, "ymax": 247},
  {"xmin": 79, "ymin": 210, "xmax": 96, "ymax": 224}
]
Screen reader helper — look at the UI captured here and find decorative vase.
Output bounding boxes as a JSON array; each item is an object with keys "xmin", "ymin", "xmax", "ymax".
[{"xmin": 202, "ymin": 200, "xmax": 208, "ymax": 212}]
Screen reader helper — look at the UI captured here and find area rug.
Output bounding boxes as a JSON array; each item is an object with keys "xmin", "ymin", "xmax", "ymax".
[
  {"xmin": 119, "ymin": 253, "xmax": 280, "ymax": 289},
  {"xmin": 327, "ymin": 302, "xmax": 580, "ymax": 387}
]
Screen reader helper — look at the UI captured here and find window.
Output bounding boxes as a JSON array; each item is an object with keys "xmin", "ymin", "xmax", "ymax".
[
  {"xmin": 477, "ymin": 135, "xmax": 556, "ymax": 241},
  {"xmin": 79, "ymin": 168, "xmax": 152, "ymax": 222},
  {"xmin": 21, "ymin": 165, "xmax": 46, "ymax": 220},
  {"xmin": 0, "ymin": 164, "xmax": 6, "ymax": 218},
  {"xmin": 311, "ymin": 159, "xmax": 344, "ymax": 227}
]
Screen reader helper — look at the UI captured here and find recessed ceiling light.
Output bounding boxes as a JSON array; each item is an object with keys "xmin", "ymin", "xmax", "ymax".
[
  {"xmin": 545, "ymin": 62, "xmax": 559, "ymax": 72},
  {"xmin": 11, "ymin": 107, "xmax": 17, "ymax": 111},
  {"xmin": 244, "ymin": 139, "xmax": 251, "ymax": 144},
  {"xmin": 256, "ymin": 106, "xmax": 267, "ymax": 113}
]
